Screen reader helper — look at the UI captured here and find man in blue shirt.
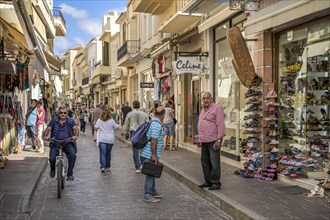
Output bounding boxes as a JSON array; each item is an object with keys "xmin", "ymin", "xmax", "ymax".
[
  {"xmin": 25, "ymin": 99, "xmax": 38, "ymax": 150},
  {"xmin": 43, "ymin": 106, "xmax": 79, "ymax": 181},
  {"xmin": 140, "ymin": 107, "xmax": 165, "ymax": 203}
]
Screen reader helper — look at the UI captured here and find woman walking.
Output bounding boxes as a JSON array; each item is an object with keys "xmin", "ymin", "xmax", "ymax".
[
  {"xmin": 94, "ymin": 109, "xmax": 119, "ymax": 173},
  {"xmin": 79, "ymin": 108, "xmax": 87, "ymax": 134}
]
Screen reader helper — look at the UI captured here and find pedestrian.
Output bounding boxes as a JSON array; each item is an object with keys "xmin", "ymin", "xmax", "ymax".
[
  {"xmin": 197, "ymin": 92, "xmax": 225, "ymax": 191},
  {"xmin": 163, "ymin": 102, "xmax": 175, "ymax": 151},
  {"xmin": 36, "ymin": 101, "xmax": 45, "ymax": 154},
  {"xmin": 94, "ymin": 109, "xmax": 119, "ymax": 173},
  {"xmin": 109, "ymin": 107, "xmax": 117, "ymax": 123},
  {"xmin": 93, "ymin": 104, "xmax": 103, "ymax": 141},
  {"xmin": 116, "ymin": 104, "xmax": 122, "ymax": 126},
  {"xmin": 89, "ymin": 107, "xmax": 95, "ymax": 134},
  {"xmin": 121, "ymin": 102, "xmax": 132, "ymax": 134},
  {"xmin": 140, "ymin": 106, "xmax": 165, "ymax": 203},
  {"xmin": 149, "ymin": 107, "xmax": 156, "ymax": 120},
  {"xmin": 25, "ymin": 99, "xmax": 38, "ymax": 150},
  {"xmin": 68, "ymin": 108, "xmax": 74, "ymax": 118},
  {"xmin": 43, "ymin": 105, "xmax": 79, "ymax": 181},
  {"xmin": 79, "ymin": 108, "xmax": 87, "ymax": 134},
  {"xmin": 124, "ymin": 100, "xmax": 148, "ymax": 173}
]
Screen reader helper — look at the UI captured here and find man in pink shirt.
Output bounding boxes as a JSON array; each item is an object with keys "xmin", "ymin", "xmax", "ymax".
[
  {"xmin": 36, "ymin": 101, "xmax": 45, "ymax": 153},
  {"xmin": 197, "ymin": 92, "xmax": 226, "ymax": 190}
]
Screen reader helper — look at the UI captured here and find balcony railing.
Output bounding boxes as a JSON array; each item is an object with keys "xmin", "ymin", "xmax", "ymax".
[
  {"xmin": 82, "ymin": 77, "xmax": 89, "ymax": 86},
  {"xmin": 53, "ymin": 8, "xmax": 67, "ymax": 27},
  {"xmin": 117, "ymin": 40, "xmax": 140, "ymax": 61}
]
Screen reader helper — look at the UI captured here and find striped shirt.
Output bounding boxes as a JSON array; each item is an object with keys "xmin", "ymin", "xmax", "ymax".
[{"xmin": 140, "ymin": 118, "xmax": 163, "ymax": 159}]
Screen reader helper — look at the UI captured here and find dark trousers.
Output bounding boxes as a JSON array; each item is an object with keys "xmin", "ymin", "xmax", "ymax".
[
  {"xmin": 130, "ymin": 131, "xmax": 142, "ymax": 169},
  {"xmin": 201, "ymin": 142, "xmax": 221, "ymax": 186},
  {"xmin": 49, "ymin": 142, "xmax": 77, "ymax": 177},
  {"xmin": 80, "ymin": 119, "xmax": 86, "ymax": 132}
]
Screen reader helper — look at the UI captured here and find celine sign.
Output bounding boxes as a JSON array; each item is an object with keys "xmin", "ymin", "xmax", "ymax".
[
  {"xmin": 140, "ymin": 82, "xmax": 154, "ymax": 88},
  {"xmin": 172, "ymin": 57, "xmax": 203, "ymax": 75}
]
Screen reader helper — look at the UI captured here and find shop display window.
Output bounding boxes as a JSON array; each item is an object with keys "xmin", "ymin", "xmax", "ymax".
[
  {"xmin": 214, "ymin": 15, "xmax": 247, "ymax": 160},
  {"xmin": 277, "ymin": 19, "xmax": 330, "ymax": 178}
]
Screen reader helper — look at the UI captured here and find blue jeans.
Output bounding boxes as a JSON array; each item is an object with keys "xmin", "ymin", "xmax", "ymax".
[
  {"xmin": 141, "ymin": 157, "xmax": 157, "ymax": 199},
  {"xmin": 49, "ymin": 142, "xmax": 77, "ymax": 177},
  {"xmin": 201, "ymin": 142, "xmax": 221, "ymax": 186},
  {"xmin": 99, "ymin": 142, "xmax": 113, "ymax": 169},
  {"xmin": 130, "ymin": 131, "xmax": 142, "ymax": 169}
]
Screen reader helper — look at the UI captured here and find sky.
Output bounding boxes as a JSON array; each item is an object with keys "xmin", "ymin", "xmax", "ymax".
[{"xmin": 53, "ymin": 0, "xmax": 127, "ymax": 54}]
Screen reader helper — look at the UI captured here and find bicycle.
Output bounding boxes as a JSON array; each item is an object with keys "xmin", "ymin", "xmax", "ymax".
[{"xmin": 49, "ymin": 137, "xmax": 73, "ymax": 199}]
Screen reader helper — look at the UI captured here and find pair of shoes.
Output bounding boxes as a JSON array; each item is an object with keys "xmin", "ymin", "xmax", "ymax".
[
  {"xmin": 94, "ymin": 139, "xmax": 96, "ymax": 142},
  {"xmin": 50, "ymin": 170, "xmax": 55, "ymax": 178},
  {"xmin": 67, "ymin": 176, "xmax": 74, "ymax": 181},
  {"xmin": 153, "ymin": 193, "xmax": 163, "ymax": 198},
  {"xmin": 32, "ymin": 145, "xmax": 36, "ymax": 150},
  {"xmin": 101, "ymin": 168, "xmax": 105, "ymax": 173},
  {"xmin": 208, "ymin": 184, "xmax": 221, "ymax": 190},
  {"xmin": 170, "ymin": 148, "xmax": 176, "ymax": 151},
  {"xmin": 198, "ymin": 183, "xmax": 212, "ymax": 188},
  {"xmin": 38, "ymin": 149, "xmax": 44, "ymax": 154},
  {"xmin": 106, "ymin": 168, "xmax": 111, "ymax": 172},
  {"xmin": 144, "ymin": 196, "xmax": 160, "ymax": 203},
  {"xmin": 135, "ymin": 169, "xmax": 141, "ymax": 174}
]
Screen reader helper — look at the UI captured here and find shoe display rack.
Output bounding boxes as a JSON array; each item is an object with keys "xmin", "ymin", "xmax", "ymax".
[
  {"xmin": 238, "ymin": 78, "xmax": 263, "ymax": 178},
  {"xmin": 277, "ymin": 42, "xmax": 330, "ymax": 178},
  {"xmin": 263, "ymin": 88, "xmax": 279, "ymax": 181}
]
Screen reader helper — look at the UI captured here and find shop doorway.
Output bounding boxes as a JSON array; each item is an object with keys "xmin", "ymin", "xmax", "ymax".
[{"xmin": 184, "ymin": 76, "xmax": 200, "ymax": 144}]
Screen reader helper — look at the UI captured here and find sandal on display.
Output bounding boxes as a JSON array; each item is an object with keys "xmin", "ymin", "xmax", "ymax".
[{"xmin": 265, "ymin": 89, "xmax": 277, "ymax": 99}]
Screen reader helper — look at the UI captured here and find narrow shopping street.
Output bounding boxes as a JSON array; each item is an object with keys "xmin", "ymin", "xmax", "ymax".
[{"xmin": 28, "ymin": 127, "xmax": 232, "ymax": 220}]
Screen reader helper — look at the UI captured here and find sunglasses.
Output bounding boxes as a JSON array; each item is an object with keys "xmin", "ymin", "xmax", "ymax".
[{"xmin": 59, "ymin": 112, "xmax": 67, "ymax": 115}]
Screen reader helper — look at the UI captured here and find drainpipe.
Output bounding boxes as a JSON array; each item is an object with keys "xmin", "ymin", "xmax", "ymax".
[{"xmin": 173, "ymin": 44, "xmax": 179, "ymax": 148}]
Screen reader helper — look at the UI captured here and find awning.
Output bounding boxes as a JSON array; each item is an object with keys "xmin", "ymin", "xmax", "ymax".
[
  {"xmin": 43, "ymin": 49, "xmax": 61, "ymax": 72},
  {"xmin": 150, "ymin": 42, "xmax": 170, "ymax": 58},
  {"xmin": 244, "ymin": 0, "xmax": 330, "ymax": 35},
  {"xmin": 159, "ymin": 11, "xmax": 202, "ymax": 33},
  {"xmin": 0, "ymin": 60, "xmax": 16, "ymax": 74},
  {"xmin": 0, "ymin": 17, "xmax": 30, "ymax": 53},
  {"xmin": 198, "ymin": 5, "xmax": 235, "ymax": 33}
]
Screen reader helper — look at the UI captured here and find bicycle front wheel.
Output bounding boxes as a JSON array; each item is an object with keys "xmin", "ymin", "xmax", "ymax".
[{"xmin": 57, "ymin": 160, "xmax": 63, "ymax": 198}]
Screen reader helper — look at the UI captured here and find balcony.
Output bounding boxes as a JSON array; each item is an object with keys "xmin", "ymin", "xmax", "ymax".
[
  {"xmin": 117, "ymin": 40, "xmax": 140, "ymax": 67},
  {"xmin": 181, "ymin": 0, "xmax": 224, "ymax": 14},
  {"xmin": 92, "ymin": 62, "xmax": 111, "ymax": 84},
  {"xmin": 131, "ymin": 0, "xmax": 171, "ymax": 15},
  {"xmin": 53, "ymin": 8, "xmax": 67, "ymax": 36},
  {"xmin": 82, "ymin": 76, "xmax": 89, "ymax": 86}
]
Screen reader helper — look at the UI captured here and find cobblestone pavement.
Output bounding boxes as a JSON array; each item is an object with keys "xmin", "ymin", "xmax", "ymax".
[{"xmin": 28, "ymin": 129, "xmax": 233, "ymax": 220}]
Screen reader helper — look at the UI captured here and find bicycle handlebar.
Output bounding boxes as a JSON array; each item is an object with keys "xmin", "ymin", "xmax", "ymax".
[{"xmin": 50, "ymin": 137, "xmax": 74, "ymax": 147}]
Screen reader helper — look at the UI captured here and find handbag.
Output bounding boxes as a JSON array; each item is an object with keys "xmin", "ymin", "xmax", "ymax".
[{"xmin": 141, "ymin": 159, "xmax": 164, "ymax": 178}]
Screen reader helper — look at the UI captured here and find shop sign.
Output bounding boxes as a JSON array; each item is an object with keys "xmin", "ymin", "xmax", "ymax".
[
  {"xmin": 227, "ymin": 26, "xmax": 255, "ymax": 88},
  {"xmin": 140, "ymin": 82, "xmax": 154, "ymax": 88},
  {"xmin": 172, "ymin": 57, "xmax": 203, "ymax": 75}
]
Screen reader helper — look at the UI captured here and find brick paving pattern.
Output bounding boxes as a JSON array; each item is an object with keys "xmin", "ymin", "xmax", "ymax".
[{"xmin": 27, "ymin": 129, "xmax": 232, "ymax": 220}]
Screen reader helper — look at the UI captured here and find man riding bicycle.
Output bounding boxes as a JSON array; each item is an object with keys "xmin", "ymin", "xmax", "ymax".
[{"xmin": 44, "ymin": 105, "xmax": 79, "ymax": 181}]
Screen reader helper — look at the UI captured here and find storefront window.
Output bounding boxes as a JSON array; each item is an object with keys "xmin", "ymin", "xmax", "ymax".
[
  {"xmin": 214, "ymin": 14, "xmax": 246, "ymax": 159},
  {"xmin": 277, "ymin": 18, "xmax": 330, "ymax": 178}
]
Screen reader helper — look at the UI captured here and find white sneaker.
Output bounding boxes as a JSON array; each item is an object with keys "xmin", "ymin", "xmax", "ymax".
[
  {"xmin": 101, "ymin": 168, "xmax": 105, "ymax": 173},
  {"xmin": 135, "ymin": 169, "xmax": 141, "ymax": 174}
]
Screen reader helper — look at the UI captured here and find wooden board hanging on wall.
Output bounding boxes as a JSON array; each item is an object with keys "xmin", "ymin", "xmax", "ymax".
[{"xmin": 227, "ymin": 26, "xmax": 255, "ymax": 88}]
